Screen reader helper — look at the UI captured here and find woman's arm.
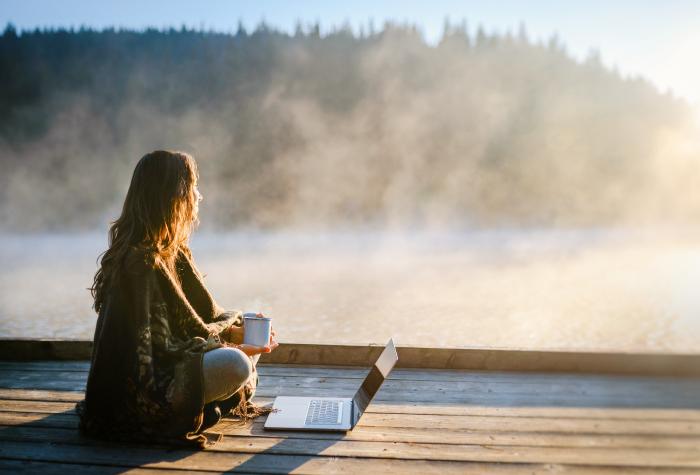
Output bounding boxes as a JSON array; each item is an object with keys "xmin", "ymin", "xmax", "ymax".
[
  {"xmin": 176, "ymin": 249, "xmax": 235, "ymax": 325},
  {"xmin": 210, "ymin": 309, "xmax": 243, "ymax": 343}
]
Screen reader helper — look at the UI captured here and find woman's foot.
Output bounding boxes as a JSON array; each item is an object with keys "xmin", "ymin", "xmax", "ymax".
[
  {"xmin": 217, "ymin": 393, "xmax": 242, "ymax": 417},
  {"xmin": 200, "ymin": 402, "xmax": 222, "ymax": 431}
]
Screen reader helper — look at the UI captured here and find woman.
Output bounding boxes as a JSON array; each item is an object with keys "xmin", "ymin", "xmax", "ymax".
[{"xmin": 77, "ymin": 150, "xmax": 278, "ymax": 447}]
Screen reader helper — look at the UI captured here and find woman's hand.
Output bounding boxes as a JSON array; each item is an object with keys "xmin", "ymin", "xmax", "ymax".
[
  {"xmin": 236, "ymin": 336, "xmax": 279, "ymax": 357},
  {"xmin": 232, "ymin": 312, "xmax": 279, "ymax": 356},
  {"xmin": 221, "ymin": 323, "xmax": 244, "ymax": 344}
]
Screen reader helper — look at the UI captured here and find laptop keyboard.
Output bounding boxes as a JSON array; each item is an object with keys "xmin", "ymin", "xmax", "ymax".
[{"xmin": 305, "ymin": 399, "xmax": 343, "ymax": 425}]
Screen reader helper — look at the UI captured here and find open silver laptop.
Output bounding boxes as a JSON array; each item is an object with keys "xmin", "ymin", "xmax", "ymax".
[{"xmin": 264, "ymin": 338, "xmax": 398, "ymax": 431}]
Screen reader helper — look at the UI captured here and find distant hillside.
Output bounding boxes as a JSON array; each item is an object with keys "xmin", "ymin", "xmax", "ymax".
[{"xmin": 0, "ymin": 23, "xmax": 696, "ymax": 231}]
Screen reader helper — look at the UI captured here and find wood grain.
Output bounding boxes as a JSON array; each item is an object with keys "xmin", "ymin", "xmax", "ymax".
[{"xmin": 1, "ymin": 358, "xmax": 699, "ymax": 472}]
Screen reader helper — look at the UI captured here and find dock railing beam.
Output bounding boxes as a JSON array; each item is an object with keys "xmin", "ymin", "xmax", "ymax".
[{"xmin": 0, "ymin": 338, "xmax": 698, "ymax": 376}]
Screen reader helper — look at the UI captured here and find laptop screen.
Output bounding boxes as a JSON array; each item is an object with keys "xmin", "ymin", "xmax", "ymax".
[{"xmin": 352, "ymin": 339, "xmax": 398, "ymax": 416}]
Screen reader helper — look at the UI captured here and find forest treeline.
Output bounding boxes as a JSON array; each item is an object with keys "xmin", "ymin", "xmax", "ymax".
[{"xmin": 0, "ymin": 22, "xmax": 697, "ymax": 231}]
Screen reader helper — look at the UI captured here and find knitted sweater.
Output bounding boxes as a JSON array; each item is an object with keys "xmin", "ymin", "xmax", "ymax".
[{"xmin": 76, "ymin": 245, "xmax": 248, "ymax": 447}]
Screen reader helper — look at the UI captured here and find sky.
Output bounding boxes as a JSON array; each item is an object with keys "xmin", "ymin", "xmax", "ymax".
[{"xmin": 2, "ymin": 0, "xmax": 700, "ymax": 106}]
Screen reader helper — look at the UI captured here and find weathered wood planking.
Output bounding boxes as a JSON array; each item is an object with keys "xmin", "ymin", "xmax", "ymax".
[
  {"xmin": 2, "ymin": 409, "xmax": 699, "ymax": 450},
  {"xmin": 0, "ymin": 368, "xmax": 698, "ymax": 409},
  {"xmin": 3, "ymin": 441, "xmax": 697, "ymax": 475},
  {"xmin": 0, "ymin": 425, "xmax": 698, "ymax": 468},
  {"xmin": 4, "ymin": 360, "xmax": 700, "ymax": 387},
  {"xmin": 4, "ymin": 391, "xmax": 700, "ymax": 421},
  {"xmin": 2, "ymin": 339, "xmax": 700, "ymax": 376},
  {"xmin": 0, "ymin": 361, "xmax": 699, "ymax": 473},
  {"xmin": 0, "ymin": 459, "xmax": 697, "ymax": 475},
  {"xmin": 0, "ymin": 415, "xmax": 698, "ymax": 470},
  {"xmin": 3, "ymin": 407, "xmax": 700, "ymax": 442}
]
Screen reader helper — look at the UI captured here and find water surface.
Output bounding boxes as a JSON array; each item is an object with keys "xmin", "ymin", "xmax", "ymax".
[{"xmin": 1, "ymin": 229, "xmax": 698, "ymax": 351}]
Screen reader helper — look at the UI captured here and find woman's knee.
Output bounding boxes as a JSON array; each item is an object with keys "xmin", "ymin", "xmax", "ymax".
[
  {"xmin": 203, "ymin": 347, "xmax": 253, "ymax": 402},
  {"xmin": 226, "ymin": 347, "xmax": 253, "ymax": 382}
]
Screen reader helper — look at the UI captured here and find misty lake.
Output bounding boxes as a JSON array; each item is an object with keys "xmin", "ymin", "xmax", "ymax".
[{"xmin": 1, "ymin": 229, "xmax": 699, "ymax": 352}]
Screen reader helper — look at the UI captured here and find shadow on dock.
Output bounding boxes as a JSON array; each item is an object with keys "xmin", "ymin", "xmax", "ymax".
[{"xmin": 0, "ymin": 406, "xmax": 344, "ymax": 473}]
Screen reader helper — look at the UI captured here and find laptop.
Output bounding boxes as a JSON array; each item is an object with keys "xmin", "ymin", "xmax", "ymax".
[{"xmin": 264, "ymin": 338, "xmax": 398, "ymax": 431}]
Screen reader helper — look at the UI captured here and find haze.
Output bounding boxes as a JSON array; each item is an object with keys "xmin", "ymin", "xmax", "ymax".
[{"xmin": 0, "ymin": 13, "xmax": 699, "ymax": 350}]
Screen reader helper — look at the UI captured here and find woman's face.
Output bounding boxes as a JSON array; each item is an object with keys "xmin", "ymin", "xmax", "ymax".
[{"xmin": 193, "ymin": 184, "xmax": 203, "ymax": 216}]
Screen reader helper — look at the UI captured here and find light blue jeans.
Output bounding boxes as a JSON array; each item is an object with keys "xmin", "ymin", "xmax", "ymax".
[{"xmin": 202, "ymin": 347, "xmax": 259, "ymax": 403}]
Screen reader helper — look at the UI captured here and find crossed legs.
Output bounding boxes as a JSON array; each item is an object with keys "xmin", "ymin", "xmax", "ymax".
[{"xmin": 202, "ymin": 347, "xmax": 257, "ymax": 403}]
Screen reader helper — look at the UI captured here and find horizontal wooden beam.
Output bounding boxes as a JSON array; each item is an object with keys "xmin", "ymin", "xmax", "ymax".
[
  {"xmin": 0, "ymin": 339, "xmax": 698, "ymax": 376},
  {"xmin": 0, "ymin": 339, "xmax": 92, "ymax": 362}
]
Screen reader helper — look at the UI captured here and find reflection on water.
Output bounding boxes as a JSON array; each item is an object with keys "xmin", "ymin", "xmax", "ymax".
[{"xmin": 1, "ymin": 229, "xmax": 699, "ymax": 351}]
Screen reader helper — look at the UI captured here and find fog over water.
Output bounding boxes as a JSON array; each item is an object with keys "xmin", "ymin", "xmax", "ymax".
[
  {"xmin": 2, "ymin": 25, "xmax": 700, "ymax": 231},
  {"xmin": 2, "ymin": 26, "xmax": 700, "ymax": 349},
  {"xmin": 2, "ymin": 229, "xmax": 699, "ymax": 351}
]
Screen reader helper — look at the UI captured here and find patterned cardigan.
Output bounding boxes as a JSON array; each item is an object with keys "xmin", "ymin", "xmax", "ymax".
[{"xmin": 76, "ymin": 245, "xmax": 251, "ymax": 447}]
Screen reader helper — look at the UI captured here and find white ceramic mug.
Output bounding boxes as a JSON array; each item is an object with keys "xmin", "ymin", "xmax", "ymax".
[{"xmin": 243, "ymin": 313, "xmax": 272, "ymax": 347}]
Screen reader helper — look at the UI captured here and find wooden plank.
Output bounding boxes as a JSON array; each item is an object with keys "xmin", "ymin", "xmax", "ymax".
[
  {"xmin": 7, "ymin": 362, "xmax": 700, "ymax": 390},
  {"xmin": 0, "ymin": 459, "xmax": 694, "ymax": 475},
  {"xmin": 2, "ymin": 407, "xmax": 699, "ymax": 441},
  {"xmin": 0, "ymin": 380, "xmax": 693, "ymax": 410},
  {"xmin": 2, "ymin": 339, "xmax": 700, "ymax": 376},
  {"xmin": 7, "ymin": 361, "xmax": 700, "ymax": 396},
  {"xmin": 3, "ymin": 368, "xmax": 697, "ymax": 396},
  {"xmin": 2, "ymin": 408, "xmax": 697, "ymax": 437},
  {"xmin": 0, "ymin": 419, "xmax": 699, "ymax": 469},
  {"xmin": 0, "ymin": 440, "xmax": 649, "ymax": 475},
  {"xmin": 3, "ymin": 392, "xmax": 700, "ymax": 421},
  {"xmin": 3, "ymin": 392, "xmax": 699, "ymax": 424},
  {"xmin": 0, "ymin": 400, "xmax": 78, "ymax": 413},
  {"xmin": 392, "ymin": 346, "xmax": 700, "ymax": 376},
  {"xmin": 0, "ymin": 340, "xmax": 92, "ymax": 361},
  {"xmin": 0, "ymin": 389, "xmax": 85, "ymax": 402},
  {"xmin": 267, "ymin": 345, "xmax": 700, "ymax": 376},
  {"xmin": 0, "ymin": 411, "xmax": 78, "ymax": 427},
  {"xmin": 0, "ymin": 459, "xmax": 223, "ymax": 475},
  {"xmin": 222, "ymin": 420, "xmax": 700, "ymax": 450},
  {"xmin": 354, "ymin": 413, "xmax": 700, "ymax": 435},
  {"xmin": 0, "ymin": 360, "xmax": 689, "ymax": 386},
  {"xmin": 1, "ymin": 373, "xmax": 696, "ymax": 409},
  {"xmin": 3, "ymin": 364, "xmax": 700, "ymax": 397},
  {"xmin": 2, "ymin": 411, "xmax": 699, "ymax": 451},
  {"xmin": 0, "ymin": 427, "xmax": 698, "ymax": 469},
  {"xmin": 127, "ymin": 435, "xmax": 700, "ymax": 467},
  {"xmin": 0, "ymin": 361, "xmax": 92, "ymax": 372},
  {"xmin": 0, "ymin": 384, "xmax": 696, "ymax": 412}
]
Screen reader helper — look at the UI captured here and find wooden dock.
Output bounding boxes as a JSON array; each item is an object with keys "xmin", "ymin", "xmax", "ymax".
[{"xmin": 0, "ymin": 340, "xmax": 699, "ymax": 473}]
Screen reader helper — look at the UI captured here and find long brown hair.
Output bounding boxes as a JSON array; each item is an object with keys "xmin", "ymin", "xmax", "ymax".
[{"xmin": 90, "ymin": 150, "xmax": 200, "ymax": 313}]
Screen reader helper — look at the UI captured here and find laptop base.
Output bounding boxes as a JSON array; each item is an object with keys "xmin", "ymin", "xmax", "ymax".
[{"xmin": 263, "ymin": 396, "xmax": 353, "ymax": 431}]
